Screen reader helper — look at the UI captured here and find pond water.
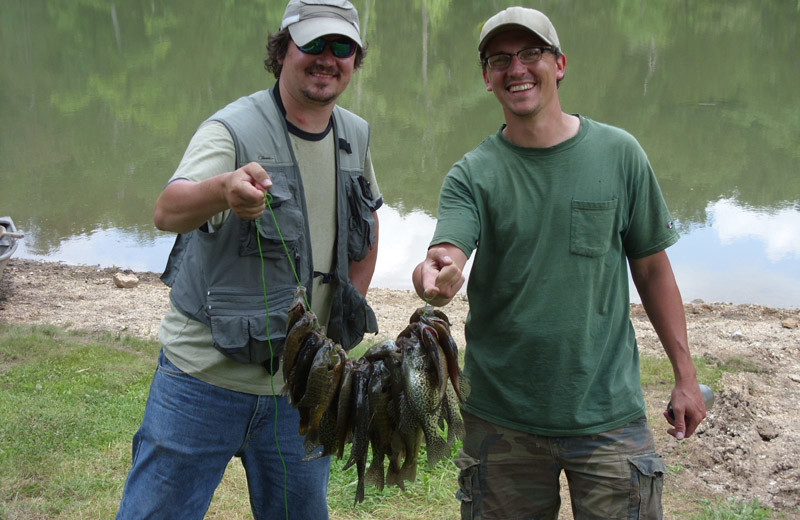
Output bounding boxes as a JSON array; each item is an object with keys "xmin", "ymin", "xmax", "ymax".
[{"xmin": 2, "ymin": 0, "xmax": 799, "ymax": 308}]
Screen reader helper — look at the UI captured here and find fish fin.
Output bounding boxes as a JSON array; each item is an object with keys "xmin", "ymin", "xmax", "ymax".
[
  {"xmin": 364, "ymin": 455, "xmax": 385, "ymax": 491},
  {"xmin": 423, "ymin": 430, "xmax": 449, "ymax": 469}
]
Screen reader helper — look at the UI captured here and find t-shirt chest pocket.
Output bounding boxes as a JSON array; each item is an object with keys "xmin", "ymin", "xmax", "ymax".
[{"xmin": 570, "ymin": 199, "xmax": 619, "ymax": 257}]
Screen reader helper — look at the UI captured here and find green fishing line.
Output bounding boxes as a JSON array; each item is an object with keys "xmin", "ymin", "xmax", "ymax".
[{"xmin": 254, "ymin": 191, "xmax": 297, "ymax": 520}]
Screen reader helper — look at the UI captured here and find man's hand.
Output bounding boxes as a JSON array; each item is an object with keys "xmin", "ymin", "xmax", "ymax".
[
  {"xmin": 412, "ymin": 244, "xmax": 467, "ymax": 306},
  {"xmin": 223, "ymin": 162, "xmax": 273, "ymax": 220},
  {"xmin": 663, "ymin": 382, "xmax": 706, "ymax": 440}
]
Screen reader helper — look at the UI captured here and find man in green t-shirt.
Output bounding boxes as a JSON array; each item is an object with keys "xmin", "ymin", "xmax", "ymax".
[
  {"xmin": 116, "ymin": 1, "xmax": 381, "ymax": 519},
  {"xmin": 412, "ymin": 7, "xmax": 706, "ymax": 519}
]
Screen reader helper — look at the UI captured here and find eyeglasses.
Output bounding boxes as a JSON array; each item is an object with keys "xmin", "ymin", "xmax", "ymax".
[
  {"xmin": 482, "ymin": 46, "xmax": 555, "ymax": 70},
  {"xmin": 297, "ymin": 37, "xmax": 357, "ymax": 58}
]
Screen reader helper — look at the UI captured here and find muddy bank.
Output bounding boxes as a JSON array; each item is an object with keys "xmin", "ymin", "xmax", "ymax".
[{"xmin": 1, "ymin": 258, "xmax": 799, "ymax": 513}]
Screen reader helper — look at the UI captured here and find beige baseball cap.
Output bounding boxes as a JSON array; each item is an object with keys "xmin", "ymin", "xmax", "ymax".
[
  {"xmin": 478, "ymin": 7, "xmax": 560, "ymax": 55},
  {"xmin": 281, "ymin": 0, "xmax": 363, "ymax": 48}
]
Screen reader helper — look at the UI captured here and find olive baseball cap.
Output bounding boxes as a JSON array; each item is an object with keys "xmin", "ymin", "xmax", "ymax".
[
  {"xmin": 281, "ymin": 0, "xmax": 363, "ymax": 48},
  {"xmin": 478, "ymin": 7, "xmax": 560, "ymax": 55}
]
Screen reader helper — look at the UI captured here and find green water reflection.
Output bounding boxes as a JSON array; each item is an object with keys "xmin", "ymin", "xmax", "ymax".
[{"xmin": 1, "ymin": 0, "xmax": 799, "ymax": 301}]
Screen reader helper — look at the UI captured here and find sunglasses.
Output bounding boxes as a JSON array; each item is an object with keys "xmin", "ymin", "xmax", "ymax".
[{"xmin": 297, "ymin": 37, "xmax": 357, "ymax": 58}]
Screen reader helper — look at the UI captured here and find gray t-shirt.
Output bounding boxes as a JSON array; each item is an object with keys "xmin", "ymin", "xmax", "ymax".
[{"xmin": 160, "ymin": 120, "xmax": 380, "ymax": 394}]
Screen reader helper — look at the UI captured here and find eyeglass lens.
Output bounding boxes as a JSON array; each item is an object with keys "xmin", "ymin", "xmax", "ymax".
[
  {"xmin": 486, "ymin": 47, "xmax": 549, "ymax": 69},
  {"xmin": 298, "ymin": 37, "xmax": 356, "ymax": 58}
]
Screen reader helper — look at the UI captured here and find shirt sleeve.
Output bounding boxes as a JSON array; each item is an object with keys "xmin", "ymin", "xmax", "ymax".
[
  {"xmin": 363, "ymin": 148, "xmax": 383, "ymax": 211},
  {"xmin": 168, "ymin": 121, "xmax": 235, "ymax": 230},
  {"xmin": 622, "ymin": 146, "xmax": 679, "ymax": 258},
  {"xmin": 170, "ymin": 121, "xmax": 236, "ymax": 183},
  {"xmin": 430, "ymin": 164, "xmax": 480, "ymax": 259}
]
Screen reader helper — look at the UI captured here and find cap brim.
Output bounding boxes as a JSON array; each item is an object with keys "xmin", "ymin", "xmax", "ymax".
[{"xmin": 288, "ymin": 19, "xmax": 363, "ymax": 48}]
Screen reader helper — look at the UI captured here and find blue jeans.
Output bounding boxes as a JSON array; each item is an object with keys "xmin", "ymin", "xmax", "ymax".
[{"xmin": 116, "ymin": 351, "xmax": 330, "ymax": 520}]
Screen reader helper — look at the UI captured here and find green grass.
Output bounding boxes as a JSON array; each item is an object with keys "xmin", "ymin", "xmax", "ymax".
[
  {"xmin": 0, "ymin": 323, "xmax": 785, "ymax": 520},
  {"xmin": 691, "ymin": 498, "xmax": 774, "ymax": 520}
]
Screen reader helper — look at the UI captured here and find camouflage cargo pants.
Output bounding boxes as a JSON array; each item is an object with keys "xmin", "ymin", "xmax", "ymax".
[{"xmin": 455, "ymin": 412, "xmax": 667, "ymax": 520}]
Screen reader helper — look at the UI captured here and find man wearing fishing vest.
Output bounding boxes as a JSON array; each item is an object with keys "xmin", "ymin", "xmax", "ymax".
[{"xmin": 116, "ymin": 1, "xmax": 380, "ymax": 518}]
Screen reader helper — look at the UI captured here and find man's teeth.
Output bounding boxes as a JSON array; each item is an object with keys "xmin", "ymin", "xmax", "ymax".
[{"xmin": 509, "ymin": 84, "xmax": 533, "ymax": 92}]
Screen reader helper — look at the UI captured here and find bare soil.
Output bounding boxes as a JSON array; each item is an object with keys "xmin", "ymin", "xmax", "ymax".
[{"xmin": 1, "ymin": 258, "xmax": 799, "ymax": 516}]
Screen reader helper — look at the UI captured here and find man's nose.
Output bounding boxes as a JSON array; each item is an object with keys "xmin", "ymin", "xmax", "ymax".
[{"xmin": 507, "ymin": 54, "xmax": 528, "ymax": 73}]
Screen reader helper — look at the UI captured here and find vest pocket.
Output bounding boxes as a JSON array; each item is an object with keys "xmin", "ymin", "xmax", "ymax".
[
  {"xmin": 206, "ymin": 286, "xmax": 295, "ymax": 364},
  {"xmin": 346, "ymin": 173, "xmax": 376, "ymax": 261},
  {"xmin": 570, "ymin": 199, "xmax": 619, "ymax": 257},
  {"xmin": 240, "ymin": 170, "xmax": 304, "ymax": 259}
]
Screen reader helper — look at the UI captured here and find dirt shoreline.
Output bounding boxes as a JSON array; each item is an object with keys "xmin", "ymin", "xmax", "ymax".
[{"xmin": 1, "ymin": 258, "xmax": 799, "ymax": 513}]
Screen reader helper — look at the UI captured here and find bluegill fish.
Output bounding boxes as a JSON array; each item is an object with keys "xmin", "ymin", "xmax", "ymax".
[
  {"xmin": 342, "ymin": 361, "xmax": 372, "ymax": 504},
  {"xmin": 281, "ymin": 311, "xmax": 318, "ymax": 395},
  {"xmin": 420, "ymin": 314, "xmax": 467, "ymax": 403},
  {"xmin": 286, "ymin": 285, "xmax": 308, "ymax": 332},
  {"xmin": 288, "ymin": 329, "xmax": 326, "ymax": 406},
  {"xmin": 365, "ymin": 359, "xmax": 395, "ymax": 491},
  {"xmin": 298, "ymin": 340, "xmax": 345, "ymax": 436}
]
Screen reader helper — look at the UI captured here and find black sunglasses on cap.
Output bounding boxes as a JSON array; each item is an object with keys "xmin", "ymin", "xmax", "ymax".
[{"xmin": 297, "ymin": 37, "xmax": 357, "ymax": 58}]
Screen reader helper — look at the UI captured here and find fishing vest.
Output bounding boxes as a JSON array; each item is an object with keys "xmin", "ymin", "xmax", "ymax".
[{"xmin": 161, "ymin": 88, "xmax": 378, "ymax": 366}]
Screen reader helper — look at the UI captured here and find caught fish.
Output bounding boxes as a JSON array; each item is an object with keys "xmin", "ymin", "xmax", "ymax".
[
  {"xmin": 282, "ymin": 301, "xmax": 466, "ymax": 505},
  {"xmin": 365, "ymin": 359, "xmax": 395, "ymax": 491},
  {"xmin": 286, "ymin": 285, "xmax": 308, "ymax": 331},
  {"xmin": 418, "ymin": 322, "xmax": 448, "ymax": 404},
  {"xmin": 439, "ymin": 384, "xmax": 465, "ymax": 447},
  {"xmin": 342, "ymin": 361, "xmax": 372, "ymax": 504},
  {"xmin": 401, "ymin": 335, "xmax": 449, "ymax": 468},
  {"xmin": 281, "ymin": 311, "xmax": 318, "ymax": 395},
  {"xmin": 288, "ymin": 329, "xmax": 326, "ymax": 406},
  {"xmin": 409, "ymin": 305, "xmax": 451, "ymax": 326},
  {"xmin": 420, "ymin": 314, "xmax": 467, "ymax": 403},
  {"xmin": 303, "ymin": 407, "xmax": 338, "ymax": 461},
  {"xmin": 298, "ymin": 340, "xmax": 345, "ymax": 436},
  {"xmin": 335, "ymin": 359, "xmax": 356, "ymax": 459}
]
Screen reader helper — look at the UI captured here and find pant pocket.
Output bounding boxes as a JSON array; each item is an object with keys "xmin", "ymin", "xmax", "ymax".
[
  {"xmin": 628, "ymin": 452, "xmax": 668, "ymax": 520},
  {"xmin": 454, "ymin": 450, "xmax": 481, "ymax": 520}
]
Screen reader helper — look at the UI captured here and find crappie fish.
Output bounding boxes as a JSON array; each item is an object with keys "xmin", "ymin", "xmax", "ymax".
[
  {"xmin": 439, "ymin": 384, "xmax": 465, "ymax": 447},
  {"xmin": 401, "ymin": 336, "xmax": 449, "ymax": 468}
]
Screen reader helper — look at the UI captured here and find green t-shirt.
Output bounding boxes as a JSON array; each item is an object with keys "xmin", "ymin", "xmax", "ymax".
[
  {"xmin": 159, "ymin": 120, "xmax": 381, "ymax": 395},
  {"xmin": 431, "ymin": 116, "xmax": 678, "ymax": 436}
]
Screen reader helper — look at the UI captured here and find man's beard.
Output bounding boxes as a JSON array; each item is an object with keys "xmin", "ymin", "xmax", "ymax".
[{"xmin": 301, "ymin": 65, "xmax": 341, "ymax": 105}]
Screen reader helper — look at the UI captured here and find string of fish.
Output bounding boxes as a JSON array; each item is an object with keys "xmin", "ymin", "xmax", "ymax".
[{"xmin": 257, "ymin": 191, "xmax": 469, "ymax": 506}]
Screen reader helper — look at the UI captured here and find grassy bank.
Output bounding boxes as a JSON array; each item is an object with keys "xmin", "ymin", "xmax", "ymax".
[{"xmin": 0, "ymin": 323, "xmax": 781, "ymax": 519}]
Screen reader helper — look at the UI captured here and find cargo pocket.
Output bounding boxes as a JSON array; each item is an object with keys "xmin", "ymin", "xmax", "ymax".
[
  {"xmin": 454, "ymin": 450, "xmax": 481, "ymax": 520},
  {"xmin": 570, "ymin": 199, "xmax": 618, "ymax": 257},
  {"xmin": 628, "ymin": 452, "xmax": 667, "ymax": 520},
  {"xmin": 346, "ymin": 173, "xmax": 376, "ymax": 262},
  {"xmin": 206, "ymin": 286, "xmax": 295, "ymax": 364}
]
